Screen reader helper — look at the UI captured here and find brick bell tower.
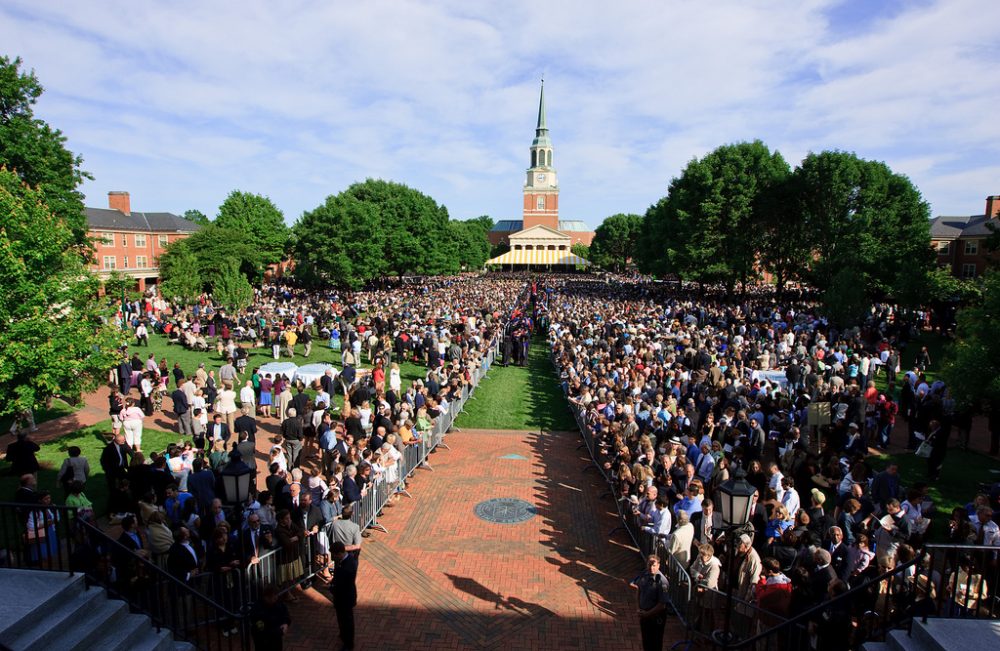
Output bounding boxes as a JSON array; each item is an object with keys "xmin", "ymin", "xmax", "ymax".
[{"xmin": 522, "ymin": 79, "xmax": 559, "ymax": 230}]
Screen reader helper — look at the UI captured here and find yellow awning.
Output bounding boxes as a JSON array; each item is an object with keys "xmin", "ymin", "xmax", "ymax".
[{"xmin": 487, "ymin": 249, "xmax": 591, "ymax": 266}]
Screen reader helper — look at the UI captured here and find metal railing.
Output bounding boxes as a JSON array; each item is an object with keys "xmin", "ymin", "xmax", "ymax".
[
  {"xmin": 241, "ymin": 336, "xmax": 501, "ymax": 600},
  {"xmin": 0, "ymin": 502, "xmax": 249, "ymax": 651}
]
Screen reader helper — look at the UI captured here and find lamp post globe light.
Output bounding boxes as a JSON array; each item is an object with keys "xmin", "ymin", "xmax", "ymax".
[
  {"xmin": 220, "ymin": 453, "xmax": 253, "ymax": 507},
  {"xmin": 713, "ymin": 470, "xmax": 757, "ymax": 648}
]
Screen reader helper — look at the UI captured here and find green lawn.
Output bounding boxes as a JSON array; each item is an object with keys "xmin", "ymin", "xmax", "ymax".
[
  {"xmin": 869, "ymin": 447, "xmax": 1000, "ymax": 541},
  {"xmin": 0, "ymin": 398, "xmax": 79, "ymax": 434},
  {"xmin": 874, "ymin": 331, "xmax": 949, "ymax": 397},
  {"xmin": 0, "ymin": 420, "xmax": 181, "ymax": 515},
  {"xmin": 456, "ymin": 341, "xmax": 576, "ymax": 431}
]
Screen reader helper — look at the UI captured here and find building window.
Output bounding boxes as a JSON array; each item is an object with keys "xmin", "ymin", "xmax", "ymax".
[
  {"xmin": 524, "ymin": 245, "xmax": 534, "ymax": 251},
  {"xmin": 159, "ymin": 235, "xmax": 169, "ymax": 248},
  {"xmin": 936, "ymin": 241, "xmax": 950, "ymax": 255},
  {"xmin": 559, "ymin": 245, "xmax": 567, "ymax": 251},
  {"xmin": 135, "ymin": 256, "xmax": 148, "ymax": 269},
  {"xmin": 536, "ymin": 196, "xmax": 545, "ymax": 210},
  {"xmin": 964, "ymin": 240, "xmax": 979, "ymax": 255},
  {"xmin": 97, "ymin": 232, "xmax": 113, "ymax": 246},
  {"xmin": 962, "ymin": 264, "xmax": 977, "ymax": 279},
  {"xmin": 513, "ymin": 244, "xmax": 522, "ymax": 250},
  {"xmin": 134, "ymin": 234, "xmax": 146, "ymax": 247},
  {"xmin": 123, "ymin": 256, "xmax": 130, "ymax": 268},
  {"xmin": 102, "ymin": 256, "xmax": 117, "ymax": 270},
  {"xmin": 531, "ymin": 151, "xmax": 537, "ymax": 167},
  {"xmin": 122, "ymin": 234, "xmax": 128, "ymax": 247}
]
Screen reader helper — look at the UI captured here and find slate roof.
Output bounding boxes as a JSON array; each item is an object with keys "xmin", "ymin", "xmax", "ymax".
[
  {"xmin": 85, "ymin": 207, "xmax": 202, "ymax": 233},
  {"xmin": 490, "ymin": 219, "xmax": 594, "ymax": 233},
  {"xmin": 929, "ymin": 214, "xmax": 995, "ymax": 239},
  {"xmin": 491, "ymin": 220, "xmax": 524, "ymax": 232}
]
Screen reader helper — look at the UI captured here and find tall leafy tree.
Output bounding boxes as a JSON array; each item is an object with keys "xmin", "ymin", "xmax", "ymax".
[
  {"xmin": 212, "ymin": 260, "xmax": 254, "ymax": 312},
  {"xmin": 158, "ymin": 242, "xmax": 203, "ymax": 305},
  {"xmin": 0, "ymin": 169, "xmax": 122, "ymax": 416},
  {"xmin": 0, "ymin": 55, "xmax": 91, "ymax": 246},
  {"xmin": 449, "ymin": 219, "xmax": 491, "ymax": 270},
  {"xmin": 215, "ymin": 191, "xmax": 289, "ymax": 270},
  {"xmin": 758, "ymin": 175, "xmax": 812, "ymax": 295},
  {"xmin": 183, "ymin": 209, "xmax": 210, "ymax": 225},
  {"xmin": 293, "ymin": 179, "xmax": 460, "ymax": 286},
  {"xmin": 590, "ymin": 213, "xmax": 642, "ymax": 271},
  {"xmin": 942, "ymin": 271, "xmax": 1000, "ymax": 411},
  {"xmin": 794, "ymin": 151, "xmax": 932, "ymax": 316},
  {"xmin": 571, "ymin": 243, "xmax": 590, "ymax": 260},
  {"xmin": 638, "ymin": 141, "xmax": 790, "ymax": 290}
]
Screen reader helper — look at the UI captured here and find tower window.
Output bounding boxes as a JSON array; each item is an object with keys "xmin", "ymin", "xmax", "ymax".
[
  {"xmin": 531, "ymin": 150, "xmax": 537, "ymax": 168},
  {"xmin": 537, "ymin": 196, "xmax": 545, "ymax": 210},
  {"xmin": 546, "ymin": 150, "xmax": 551, "ymax": 166}
]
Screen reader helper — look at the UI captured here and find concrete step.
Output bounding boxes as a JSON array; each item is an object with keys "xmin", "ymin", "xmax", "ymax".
[
  {"xmin": 911, "ymin": 618, "xmax": 1000, "ymax": 651},
  {"xmin": 860, "ymin": 643, "xmax": 891, "ymax": 651},
  {"xmin": 0, "ymin": 569, "xmax": 195, "ymax": 651}
]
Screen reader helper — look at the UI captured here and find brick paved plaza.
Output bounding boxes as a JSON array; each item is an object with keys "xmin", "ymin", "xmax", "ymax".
[{"xmin": 282, "ymin": 427, "xmax": 686, "ymax": 651}]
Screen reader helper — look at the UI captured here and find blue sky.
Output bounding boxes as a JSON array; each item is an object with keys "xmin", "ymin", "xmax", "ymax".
[{"xmin": 3, "ymin": 0, "xmax": 998, "ymax": 228}]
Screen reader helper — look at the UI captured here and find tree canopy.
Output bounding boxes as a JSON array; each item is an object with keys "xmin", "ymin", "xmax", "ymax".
[
  {"xmin": 292, "ymin": 179, "xmax": 484, "ymax": 287},
  {"xmin": 0, "ymin": 169, "xmax": 122, "ymax": 417},
  {"xmin": 183, "ymin": 208, "xmax": 210, "ymax": 226},
  {"xmin": 215, "ymin": 190, "xmax": 289, "ymax": 270},
  {"xmin": 0, "ymin": 55, "xmax": 91, "ymax": 246},
  {"xmin": 942, "ymin": 271, "xmax": 1000, "ymax": 411},
  {"xmin": 590, "ymin": 213, "xmax": 642, "ymax": 271},
  {"xmin": 637, "ymin": 140, "xmax": 790, "ymax": 289},
  {"xmin": 157, "ymin": 224, "xmax": 262, "ymax": 305}
]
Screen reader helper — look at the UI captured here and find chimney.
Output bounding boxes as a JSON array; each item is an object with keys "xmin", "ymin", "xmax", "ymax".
[
  {"xmin": 987, "ymin": 195, "xmax": 1000, "ymax": 219},
  {"xmin": 108, "ymin": 191, "xmax": 131, "ymax": 215}
]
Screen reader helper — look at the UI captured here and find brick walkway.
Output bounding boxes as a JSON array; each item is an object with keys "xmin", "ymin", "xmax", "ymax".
[{"xmin": 282, "ymin": 428, "xmax": 688, "ymax": 651}]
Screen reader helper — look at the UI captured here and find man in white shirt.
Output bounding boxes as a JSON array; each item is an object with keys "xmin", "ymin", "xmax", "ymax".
[
  {"xmin": 695, "ymin": 444, "xmax": 715, "ymax": 484},
  {"xmin": 768, "ymin": 462, "xmax": 785, "ymax": 501},
  {"xmin": 974, "ymin": 507, "xmax": 1000, "ymax": 547},
  {"xmin": 780, "ymin": 477, "xmax": 801, "ymax": 517}
]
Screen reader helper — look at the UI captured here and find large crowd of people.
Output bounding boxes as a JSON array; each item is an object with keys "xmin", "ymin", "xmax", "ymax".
[
  {"xmin": 8, "ymin": 271, "xmax": 1000, "ymax": 650},
  {"xmin": 543, "ymin": 275, "xmax": 1000, "ymax": 649}
]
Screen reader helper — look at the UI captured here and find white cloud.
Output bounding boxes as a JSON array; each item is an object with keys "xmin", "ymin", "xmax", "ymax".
[{"xmin": 1, "ymin": 0, "xmax": 997, "ymax": 225}]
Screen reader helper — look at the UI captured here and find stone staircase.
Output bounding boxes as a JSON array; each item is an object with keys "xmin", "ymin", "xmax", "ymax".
[
  {"xmin": 0, "ymin": 569, "xmax": 194, "ymax": 651},
  {"xmin": 862, "ymin": 618, "xmax": 1000, "ymax": 651}
]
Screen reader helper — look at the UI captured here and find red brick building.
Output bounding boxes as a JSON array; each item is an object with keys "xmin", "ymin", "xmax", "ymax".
[
  {"xmin": 929, "ymin": 195, "xmax": 999, "ymax": 279},
  {"xmin": 87, "ymin": 191, "xmax": 201, "ymax": 292},
  {"xmin": 488, "ymin": 81, "xmax": 595, "ymax": 249}
]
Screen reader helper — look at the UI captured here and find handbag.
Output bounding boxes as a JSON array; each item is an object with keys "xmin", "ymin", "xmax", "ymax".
[{"xmin": 914, "ymin": 441, "xmax": 932, "ymax": 458}]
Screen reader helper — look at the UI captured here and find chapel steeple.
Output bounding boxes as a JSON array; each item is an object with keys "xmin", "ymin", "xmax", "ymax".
[{"xmin": 523, "ymin": 79, "xmax": 559, "ymax": 230}]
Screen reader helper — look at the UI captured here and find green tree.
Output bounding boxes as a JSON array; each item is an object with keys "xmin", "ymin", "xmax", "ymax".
[
  {"xmin": 637, "ymin": 141, "xmax": 790, "ymax": 290},
  {"xmin": 571, "ymin": 243, "xmax": 590, "ymax": 259},
  {"xmin": 942, "ymin": 271, "xmax": 1000, "ymax": 410},
  {"xmin": 590, "ymin": 213, "xmax": 642, "ymax": 271},
  {"xmin": 449, "ymin": 219, "xmax": 492, "ymax": 270},
  {"xmin": 0, "ymin": 169, "xmax": 122, "ymax": 417},
  {"xmin": 212, "ymin": 260, "xmax": 254, "ymax": 312},
  {"xmin": 794, "ymin": 151, "xmax": 932, "ymax": 309},
  {"xmin": 215, "ymin": 191, "xmax": 289, "ymax": 270},
  {"xmin": 158, "ymin": 242, "xmax": 203, "ymax": 306},
  {"xmin": 0, "ymin": 56, "xmax": 91, "ymax": 246},
  {"xmin": 465, "ymin": 215, "xmax": 495, "ymax": 233},
  {"xmin": 183, "ymin": 209, "xmax": 210, "ymax": 226},
  {"xmin": 293, "ymin": 179, "xmax": 460, "ymax": 286},
  {"xmin": 293, "ymin": 193, "xmax": 387, "ymax": 287},
  {"xmin": 103, "ymin": 271, "xmax": 135, "ymax": 302},
  {"xmin": 757, "ymin": 175, "xmax": 813, "ymax": 294}
]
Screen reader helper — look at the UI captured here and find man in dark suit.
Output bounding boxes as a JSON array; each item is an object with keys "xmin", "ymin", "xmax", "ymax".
[
  {"xmin": 118, "ymin": 358, "xmax": 133, "ymax": 394},
  {"xmin": 208, "ymin": 414, "xmax": 231, "ymax": 445},
  {"xmin": 234, "ymin": 406, "xmax": 258, "ymax": 443},
  {"xmin": 100, "ymin": 433, "xmax": 132, "ymax": 497},
  {"xmin": 291, "ymin": 386, "xmax": 309, "ymax": 419},
  {"xmin": 330, "ymin": 540, "xmax": 358, "ymax": 651},
  {"xmin": 826, "ymin": 526, "xmax": 852, "ymax": 582},
  {"xmin": 114, "ymin": 515, "xmax": 147, "ymax": 588},
  {"xmin": 167, "ymin": 526, "xmax": 202, "ymax": 582},
  {"xmin": 691, "ymin": 498, "xmax": 723, "ymax": 548},
  {"xmin": 236, "ymin": 432, "xmax": 257, "ymax": 474},
  {"xmin": 299, "ymin": 492, "xmax": 325, "ymax": 537},
  {"xmin": 187, "ymin": 458, "xmax": 216, "ymax": 515},
  {"xmin": 172, "ymin": 386, "xmax": 193, "ymax": 437},
  {"xmin": 810, "ymin": 549, "xmax": 837, "ymax": 605}
]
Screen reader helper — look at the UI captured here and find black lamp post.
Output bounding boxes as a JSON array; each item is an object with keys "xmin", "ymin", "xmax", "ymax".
[
  {"xmin": 713, "ymin": 470, "xmax": 757, "ymax": 648},
  {"xmin": 220, "ymin": 453, "xmax": 253, "ymax": 508}
]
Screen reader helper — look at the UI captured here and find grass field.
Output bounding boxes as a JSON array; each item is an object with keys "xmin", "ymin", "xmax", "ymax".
[
  {"xmin": 0, "ymin": 398, "xmax": 79, "ymax": 434},
  {"xmin": 873, "ymin": 331, "xmax": 950, "ymax": 398},
  {"xmin": 869, "ymin": 447, "xmax": 1000, "ymax": 541},
  {"xmin": 0, "ymin": 420, "xmax": 181, "ymax": 515},
  {"xmin": 456, "ymin": 341, "xmax": 576, "ymax": 431}
]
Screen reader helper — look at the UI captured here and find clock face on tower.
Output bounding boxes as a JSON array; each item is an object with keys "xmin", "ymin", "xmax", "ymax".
[{"xmin": 536, "ymin": 173, "xmax": 546, "ymax": 183}]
